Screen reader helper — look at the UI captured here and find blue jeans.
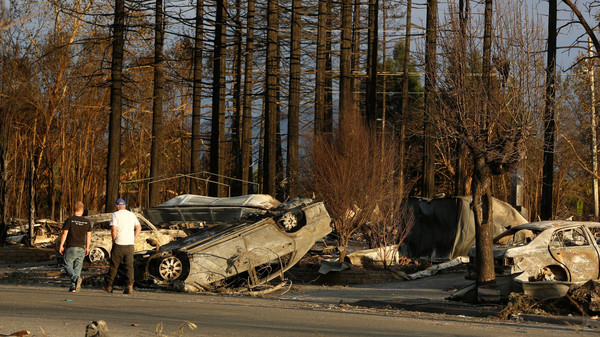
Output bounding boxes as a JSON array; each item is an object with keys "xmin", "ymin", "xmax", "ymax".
[{"xmin": 63, "ymin": 247, "xmax": 85, "ymax": 288}]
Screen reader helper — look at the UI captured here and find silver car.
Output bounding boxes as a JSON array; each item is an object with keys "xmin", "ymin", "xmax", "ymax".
[
  {"xmin": 468, "ymin": 221, "xmax": 600, "ymax": 286},
  {"xmin": 85, "ymin": 213, "xmax": 187, "ymax": 263}
]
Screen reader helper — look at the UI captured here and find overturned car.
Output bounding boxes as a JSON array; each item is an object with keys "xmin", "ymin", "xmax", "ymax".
[
  {"xmin": 133, "ymin": 197, "xmax": 332, "ymax": 291},
  {"xmin": 468, "ymin": 221, "xmax": 600, "ymax": 294}
]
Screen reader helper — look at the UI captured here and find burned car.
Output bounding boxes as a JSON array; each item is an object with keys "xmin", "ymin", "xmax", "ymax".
[
  {"xmin": 85, "ymin": 213, "xmax": 187, "ymax": 263},
  {"xmin": 134, "ymin": 198, "xmax": 332, "ymax": 291},
  {"xmin": 468, "ymin": 221, "xmax": 600, "ymax": 290},
  {"xmin": 143, "ymin": 193, "xmax": 281, "ymax": 229}
]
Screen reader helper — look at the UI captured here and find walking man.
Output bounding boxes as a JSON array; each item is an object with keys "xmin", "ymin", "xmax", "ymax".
[
  {"xmin": 106, "ymin": 198, "xmax": 141, "ymax": 294},
  {"xmin": 59, "ymin": 201, "xmax": 91, "ymax": 292}
]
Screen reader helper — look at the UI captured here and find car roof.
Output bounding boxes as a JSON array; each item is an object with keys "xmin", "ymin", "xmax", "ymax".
[
  {"xmin": 154, "ymin": 194, "xmax": 281, "ymax": 209},
  {"xmin": 509, "ymin": 220, "xmax": 600, "ymax": 231}
]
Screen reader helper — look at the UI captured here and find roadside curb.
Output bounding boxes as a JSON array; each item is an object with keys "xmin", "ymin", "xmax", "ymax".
[{"xmin": 350, "ymin": 299, "xmax": 600, "ymax": 328}]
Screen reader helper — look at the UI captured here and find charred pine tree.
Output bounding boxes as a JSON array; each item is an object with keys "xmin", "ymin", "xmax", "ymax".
[
  {"xmin": 339, "ymin": 0, "xmax": 354, "ymax": 129},
  {"xmin": 106, "ymin": 0, "xmax": 126, "ymax": 212},
  {"xmin": 399, "ymin": 0, "xmax": 412, "ymax": 198},
  {"xmin": 541, "ymin": 0, "xmax": 557, "ymax": 220},
  {"xmin": 232, "ymin": 0, "xmax": 244, "ymax": 196},
  {"xmin": 351, "ymin": 0, "xmax": 360, "ymax": 107},
  {"xmin": 365, "ymin": 0, "xmax": 378, "ymax": 123},
  {"xmin": 241, "ymin": 0, "xmax": 256, "ymax": 195},
  {"xmin": 324, "ymin": 0, "xmax": 334, "ymax": 134},
  {"xmin": 190, "ymin": 0, "xmax": 204, "ymax": 194},
  {"xmin": 287, "ymin": 0, "xmax": 301, "ymax": 198},
  {"xmin": 263, "ymin": 0, "xmax": 279, "ymax": 196},
  {"xmin": 210, "ymin": 0, "xmax": 227, "ymax": 197},
  {"xmin": 454, "ymin": 0, "xmax": 469, "ymax": 197},
  {"xmin": 422, "ymin": 0, "xmax": 437, "ymax": 198},
  {"xmin": 149, "ymin": 0, "xmax": 165, "ymax": 207},
  {"xmin": 315, "ymin": 0, "xmax": 327, "ymax": 135}
]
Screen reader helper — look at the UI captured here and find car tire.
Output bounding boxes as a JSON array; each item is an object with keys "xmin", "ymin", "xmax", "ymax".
[
  {"xmin": 88, "ymin": 247, "xmax": 108, "ymax": 263},
  {"xmin": 156, "ymin": 254, "xmax": 190, "ymax": 282}
]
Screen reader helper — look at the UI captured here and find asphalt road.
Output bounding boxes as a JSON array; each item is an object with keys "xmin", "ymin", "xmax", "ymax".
[{"xmin": 0, "ymin": 284, "xmax": 597, "ymax": 337}]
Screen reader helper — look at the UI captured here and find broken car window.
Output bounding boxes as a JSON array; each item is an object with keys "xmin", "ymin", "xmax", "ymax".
[{"xmin": 550, "ymin": 228, "xmax": 589, "ymax": 248}]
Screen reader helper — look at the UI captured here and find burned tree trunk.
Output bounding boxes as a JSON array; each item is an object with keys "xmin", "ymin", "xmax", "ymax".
[
  {"xmin": 422, "ymin": 0, "xmax": 437, "ymax": 198},
  {"xmin": 541, "ymin": 0, "xmax": 557, "ymax": 220},
  {"xmin": 232, "ymin": 0, "xmax": 244, "ymax": 196},
  {"xmin": 190, "ymin": 0, "xmax": 204, "ymax": 194},
  {"xmin": 287, "ymin": 0, "xmax": 301, "ymax": 198},
  {"xmin": 106, "ymin": 0, "xmax": 126, "ymax": 212},
  {"xmin": 339, "ymin": 0, "xmax": 354, "ymax": 129},
  {"xmin": 210, "ymin": 0, "xmax": 227, "ymax": 197},
  {"xmin": 399, "ymin": 0, "xmax": 412, "ymax": 198},
  {"xmin": 366, "ymin": 0, "xmax": 378, "ymax": 123},
  {"xmin": 263, "ymin": 0, "xmax": 279, "ymax": 196},
  {"xmin": 149, "ymin": 0, "xmax": 165, "ymax": 207},
  {"xmin": 315, "ymin": 0, "xmax": 327, "ymax": 135},
  {"xmin": 28, "ymin": 154, "xmax": 36, "ymax": 246},
  {"xmin": 241, "ymin": 0, "xmax": 256, "ymax": 195}
]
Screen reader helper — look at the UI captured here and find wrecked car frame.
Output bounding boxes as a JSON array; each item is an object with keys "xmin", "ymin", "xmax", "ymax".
[
  {"xmin": 468, "ymin": 221, "xmax": 600, "ymax": 291},
  {"xmin": 134, "ymin": 198, "xmax": 332, "ymax": 291},
  {"xmin": 85, "ymin": 213, "xmax": 187, "ymax": 263}
]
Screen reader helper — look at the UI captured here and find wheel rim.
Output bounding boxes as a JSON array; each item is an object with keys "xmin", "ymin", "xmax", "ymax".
[
  {"xmin": 158, "ymin": 256, "xmax": 183, "ymax": 281},
  {"xmin": 89, "ymin": 248, "xmax": 105, "ymax": 263}
]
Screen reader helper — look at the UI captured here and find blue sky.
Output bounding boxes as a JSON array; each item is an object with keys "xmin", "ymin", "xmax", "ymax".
[{"xmin": 407, "ymin": 0, "xmax": 597, "ymax": 71}]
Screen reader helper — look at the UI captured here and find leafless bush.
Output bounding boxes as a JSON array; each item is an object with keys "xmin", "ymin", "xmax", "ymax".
[{"xmin": 309, "ymin": 115, "xmax": 411, "ymax": 262}]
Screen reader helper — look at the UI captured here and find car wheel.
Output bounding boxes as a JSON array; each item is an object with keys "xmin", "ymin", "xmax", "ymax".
[
  {"xmin": 158, "ymin": 255, "xmax": 186, "ymax": 281},
  {"xmin": 89, "ymin": 247, "xmax": 108, "ymax": 263},
  {"xmin": 542, "ymin": 265, "xmax": 568, "ymax": 281}
]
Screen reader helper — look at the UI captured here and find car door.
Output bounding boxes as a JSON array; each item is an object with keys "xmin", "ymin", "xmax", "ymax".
[{"xmin": 549, "ymin": 226, "xmax": 600, "ymax": 282}]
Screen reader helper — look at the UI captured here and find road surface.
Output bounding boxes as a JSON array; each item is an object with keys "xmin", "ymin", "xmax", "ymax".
[{"xmin": 0, "ymin": 284, "xmax": 596, "ymax": 337}]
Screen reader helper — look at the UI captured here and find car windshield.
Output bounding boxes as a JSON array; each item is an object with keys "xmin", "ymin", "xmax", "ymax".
[{"xmin": 494, "ymin": 228, "xmax": 542, "ymax": 246}]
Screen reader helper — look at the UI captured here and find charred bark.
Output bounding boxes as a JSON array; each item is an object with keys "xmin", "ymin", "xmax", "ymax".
[
  {"xmin": 190, "ymin": 0, "xmax": 204, "ymax": 194},
  {"xmin": 263, "ymin": 0, "xmax": 279, "ymax": 196},
  {"xmin": 315, "ymin": 0, "xmax": 327, "ymax": 135},
  {"xmin": 106, "ymin": 0, "xmax": 125, "ymax": 212},
  {"xmin": 287, "ymin": 0, "xmax": 301, "ymax": 198},
  {"xmin": 149, "ymin": 0, "xmax": 165, "ymax": 207},
  {"xmin": 366, "ymin": 0, "xmax": 378, "ymax": 123},
  {"xmin": 210, "ymin": 0, "xmax": 227, "ymax": 197},
  {"xmin": 241, "ymin": 0, "xmax": 256, "ymax": 195},
  {"xmin": 541, "ymin": 0, "xmax": 557, "ymax": 220},
  {"xmin": 422, "ymin": 0, "xmax": 437, "ymax": 198}
]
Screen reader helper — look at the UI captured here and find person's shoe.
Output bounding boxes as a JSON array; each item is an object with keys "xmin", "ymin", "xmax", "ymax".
[
  {"xmin": 75, "ymin": 277, "xmax": 82, "ymax": 292},
  {"xmin": 123, "ymin": 284, "xmax": 133, "ymax": 294},
  {"xmin": 106, "ymin": 284, "xmax": 113, "ymax": 293},
  {"xmin": 69, "ymin": 287, "xmax": 77, "ymax": 293}
]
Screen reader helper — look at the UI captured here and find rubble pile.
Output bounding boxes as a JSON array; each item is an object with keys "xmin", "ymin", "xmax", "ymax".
[
  {"xmin": 500, "ymin": 293, "xmax": 547, "ymax": 319},
  {"xmin": 568, "ymin": 280, "xmax": 600, "ymax": 314},
  {"xmin": 500, "ymin": 281, "xmax": 600, "ymax": 318}
]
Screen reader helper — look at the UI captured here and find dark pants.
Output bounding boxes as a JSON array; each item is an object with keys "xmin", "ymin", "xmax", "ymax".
[{"xmin": 107, "ymin": 244, "xmax": 134, "ymax": 286}]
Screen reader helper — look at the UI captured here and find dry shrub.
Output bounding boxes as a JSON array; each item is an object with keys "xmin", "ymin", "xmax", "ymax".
[{"xmin": 309, "ymin": 116, "xmax": 411, "ymax": 262}]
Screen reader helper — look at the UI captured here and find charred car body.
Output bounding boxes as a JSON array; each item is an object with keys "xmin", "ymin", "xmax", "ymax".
[
  {"xmin": 134, "ymin": 196, "xmax": 332, "ymax": 290},
  {"xmin": 468, "ymin": 221, "xmax": 600, "ymax": 291},
  {"xmin": 85, "ymin": 213, "xmax": 187, "ymax": 263}
]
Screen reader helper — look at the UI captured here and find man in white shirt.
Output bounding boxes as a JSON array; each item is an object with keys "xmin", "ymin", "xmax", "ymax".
[{"xmin": 106, "ymin": 198, "xmax": 141, "ymax": 294}]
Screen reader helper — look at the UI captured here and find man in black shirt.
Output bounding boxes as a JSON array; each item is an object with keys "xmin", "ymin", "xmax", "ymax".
[{"xmin": 59, "ymin": 201, "xmax": 91, "ymax": 292}]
